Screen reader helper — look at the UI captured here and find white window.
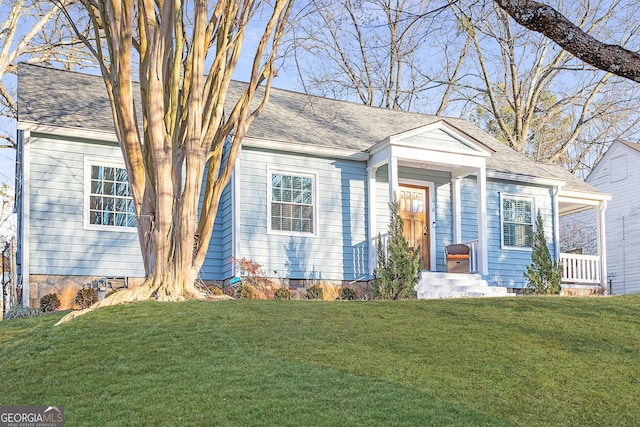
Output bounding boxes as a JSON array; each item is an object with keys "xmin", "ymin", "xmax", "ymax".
[
  {"xmin": 85, "ymin": 159, "xmax": 136, "ymax": 230},
  {"xmin": 501, "ymin": 195, "xmax": 534, "ymax": 249},
  {"xmin": 269, "ymin": 171, "xmax": 315, "ymax": 235}
]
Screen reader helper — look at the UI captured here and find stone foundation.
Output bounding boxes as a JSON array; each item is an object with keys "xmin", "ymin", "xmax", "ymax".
[
  {"xmin": 209, "ymin": 277, "xmax": 373, "ymax": 300},
  {"xmin": 29, "ymin": 275, "xmax": 145, "ymax": 310},
  {"xmin": 28, "ymin": 275, "xmax": 373, "ymax": 308},
  {"xmin": 561, "ymin": 284, "xmax": 605, "ymax": 296}
]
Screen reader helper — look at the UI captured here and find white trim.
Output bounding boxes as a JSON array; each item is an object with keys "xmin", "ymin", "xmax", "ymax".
[
  {"xmin": 20, "ymin": 130, "xmax": 30, "ymax": 306},
  {"xmin": 388, "ymin": 156, "xmax": 399, "ymax": 202},
  {"xmin": 367, "ymin": 166, "xmax": 377, "ymax": 276},
  {"xmin": 266, "ymin": 167, "xmax": 319, "ymax": 238},
  {"xmin": 232, "ymin": 157, "xmax": 241, "ymax": 271},
  {"xmin": 399, "ymin": 179, "xmax": 436, "ymax": 271},
  {"xmin": 369, "ymin": 120, "xmax": 493, "ymax": 157},
  {"xmin": 553, "ymin": 186, "xmax": 560, "ymax": 261},
  {"xmin": 83, "ymin": 157, "xmax": 137, "ymax": 233},
  {"xmin": 598, "ymin": 200, "xmax": 608, "ymax": 289},
  {"xmin": 243, "ymin": 136, "xmax": 368, "ymax": 161},
  {"xmin": 477, "ymin": 167, "xmax": 489, "ymax": 274},
  {"xmin": 17, "ymin": 122, "xmax": 119, "ymax": 143},
  {"xmin": 500, "ymin": 193, "xmax": 535, "ymax": 251},
  {"xmin": 557, "ymin": 189, "xmax": 611, "ymax": 204},
  {"xmin": 452, "ymin": 177, "xmax": 462, "ymax": 243}
]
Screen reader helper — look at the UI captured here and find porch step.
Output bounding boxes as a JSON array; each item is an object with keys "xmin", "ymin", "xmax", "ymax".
[{"xmin": 415, "ymin": 272, "xmax": 509, "ymax": 299}]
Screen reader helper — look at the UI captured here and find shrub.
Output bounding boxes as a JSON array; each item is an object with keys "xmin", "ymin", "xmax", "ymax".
[
  {"xmin": 525, "ymin": 212, "xmax": 562, "ymax": 295},
  {"xmin": 210, "ymin": 286, "xmax": 224, "ymax": 296},
  {"xmin": 40, "ymin": 293, "xmax": 61, "ymax": 313},
  {"xmin": 75, "ymin": 288, "xmax": 99, "ymax": 309},
  {"xmin": 306, "ymin": 285, "xmax": 324, "ymax": 300},
  {"xmin": 236, "ymin": 283, "xmax": 254, "ymax": 299},
  {"xmin": 230, "ymin": 257, "xmax": 276, "ymax": 299},
  {"xmin": 274, "ymin": 287, "xmax": 291, "ymax": 300},
  {"xmin": 340, "ymin": 287, "xmax": 357, "ymax": 300},
  {"xmin": 4, "ymin": 305, "xmax": 41, "ymax": 320},
  {"xmin": 198, "ymin": 282, "xmax": 225, "ymax": 296},
  {"xmin": 373, "ymin": 199, "xmax": 420, "ymax": 299}
]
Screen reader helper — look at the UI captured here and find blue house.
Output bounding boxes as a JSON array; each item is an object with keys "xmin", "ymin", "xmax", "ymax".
[{"xmin": 15, "ymin": 64, "xmax": 610, "ymax": 307}]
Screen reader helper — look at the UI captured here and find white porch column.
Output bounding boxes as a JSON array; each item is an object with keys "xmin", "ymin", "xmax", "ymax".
[
  {"xmin": 477, "ymin": 167, "xmax": 489, "ymax": 275},
  {"xmin": 598, "ymin": 200, "xmax": 608, "ymax": 291},
  {"xmin": 367, "ymin": 166, "xmax": 378, "ymax": 276},
  {"xmin": 553, "ymin": 186, "xmax": 560, "ymax": 261},
  {"xmin": 388, "ymin": 155, "xmax": 399, "ymax": 202},
  {"xmin": 452, "ymin": 177, "xmax": 462, "ymax": 243}
]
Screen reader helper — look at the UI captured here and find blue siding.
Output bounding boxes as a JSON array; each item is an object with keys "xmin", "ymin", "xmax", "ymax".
[
  {"xmin": 199, "ymin": 178, "xmax": 232, "ymax": 281},
  {"xmin": 237, "ymin": 147, "xmax": 368, "ymax": 281},
  {"xmin": 374, "ymin": 166, "xmax": 557, "ymax": 284},
  {"xmin": 485, "ymin": 180, "xmax": 555, "ymax": 288},
  {"xmin": 28, "ymin": 134, "xmax": 145, "ymax": 277}
]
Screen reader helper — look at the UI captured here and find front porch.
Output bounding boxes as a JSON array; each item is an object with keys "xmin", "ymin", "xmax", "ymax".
[
  {"xmin": 365, "ymin": 120, "xmax": 610, "ymax": 296},
  {"xmin": 413, "ymin": 249, "xmax": 604, "ymax": 299}
]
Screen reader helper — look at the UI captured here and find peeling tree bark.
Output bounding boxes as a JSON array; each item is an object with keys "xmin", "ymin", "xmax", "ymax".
[
  {"xmin": 55, "ymin": 0, "xmax": 293, "ymax": 325},
  {"xmin": 494, "ymin": 0, "xmax": 640, "ymax": 83}
]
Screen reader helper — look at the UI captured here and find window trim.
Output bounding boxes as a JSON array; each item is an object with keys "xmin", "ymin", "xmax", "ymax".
[
  {"xmin": 267, "ymin": 168, "xmax": 318, "ymax": 237},
  {"xmin": 500, "ymin": 193, "xmax": 535, "ymax": 251},
  {"xmin": 84, "ymin": 157, "xmax": 137, "ymax": 233}
]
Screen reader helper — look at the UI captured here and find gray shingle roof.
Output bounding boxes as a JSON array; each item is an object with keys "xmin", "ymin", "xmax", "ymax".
[{"xmin": 18, "ymin": 63, "xmax": 598, "ymax": 194}]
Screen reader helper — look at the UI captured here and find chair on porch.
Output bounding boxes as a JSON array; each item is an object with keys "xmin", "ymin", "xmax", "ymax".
[{"xmin": 445, "ymin": 244, "xmax": 470, "ymax": 274}]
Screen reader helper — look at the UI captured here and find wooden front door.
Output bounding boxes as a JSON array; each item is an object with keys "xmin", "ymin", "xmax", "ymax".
[{"xmin": 399, "ymin": 186, "xmax": 430, "ymax": 270}]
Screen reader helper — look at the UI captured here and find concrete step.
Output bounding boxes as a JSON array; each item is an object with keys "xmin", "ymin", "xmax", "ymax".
[{"xmin": 415, "ymin": 272, "xmax": 509, "ymax": 299}]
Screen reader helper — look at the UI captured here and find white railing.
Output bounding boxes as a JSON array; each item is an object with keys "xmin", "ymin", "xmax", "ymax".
[
  {"xmin": 560, "ymin": 253, "xmax": 601, "ymax": 284},
  {"xmin": 461, "ymin": 240, "xmax": 479, "ymax": 273}
]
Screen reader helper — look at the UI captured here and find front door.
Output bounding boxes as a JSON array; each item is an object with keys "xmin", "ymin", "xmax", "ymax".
[{"xmin": 399, "ymin": 186, "xmax": 430, "ymax": 270}]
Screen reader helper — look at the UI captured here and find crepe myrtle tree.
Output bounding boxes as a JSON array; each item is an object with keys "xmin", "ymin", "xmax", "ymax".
[{"xmin": 55, "ymin": 0, "xmax": 293, "ymax": 324}]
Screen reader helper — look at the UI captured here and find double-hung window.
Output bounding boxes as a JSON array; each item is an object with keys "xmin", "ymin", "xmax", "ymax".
[
  {"xmin": 270, "ymin": 171, "xmax": 315, "ymax": 235},
  {"xmin": 86, "ymin": 160, "xmax": 136, "ymax": 230},
  {"xmin": 501, "ymin": 195, "xmax": 533, "ymax": 249}
]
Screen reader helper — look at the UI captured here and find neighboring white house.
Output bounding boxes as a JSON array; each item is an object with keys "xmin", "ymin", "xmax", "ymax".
[{"xmin": 579, "ymin": 140, "xmax": 640, "ymax": 294}]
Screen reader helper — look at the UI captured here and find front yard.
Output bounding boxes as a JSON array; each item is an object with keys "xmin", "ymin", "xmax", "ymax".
[{"xmin": 1, "ymin": 296, "xmax": 639, "ymax": 426}]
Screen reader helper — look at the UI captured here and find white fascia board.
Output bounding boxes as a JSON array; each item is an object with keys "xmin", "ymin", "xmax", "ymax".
[
  {"xmin": 17, "ymin": 122, "xmax": 119, "ymax": 143},
  {"xmin": 368, "ymin": 145, "xmax": 392, "ymax": 169},
  {"xmin": 393, "ymin": 145, "xmax": 487, "ymax": 169},
  {"xmin": 242, "ymin": 136, "xmax": 368, "ymax": 161},
  {"xmin": 388, "ymin": 120, "xmax": 493, "ymax": 157},
  {"xmin": 558, "ymin": 189, "xmax": 611, "ymax": 205},
  {"xmin": 487, "ymin": 171, "xmax": 565, "ymax": 187}
]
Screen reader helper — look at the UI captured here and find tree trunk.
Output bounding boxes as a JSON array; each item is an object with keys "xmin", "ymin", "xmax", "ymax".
[{"xmin": 54, "ymin": 0, "xmax": 293, "ymax": 325}]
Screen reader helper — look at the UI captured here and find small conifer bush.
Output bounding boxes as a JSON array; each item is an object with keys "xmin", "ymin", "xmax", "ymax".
[
  {"xmin": 75, "ymin": 288, "xmax": 99, "ymax": 309},
  {"xmin": 525, "ymin": 212, "xmax": 562, "ymax": 295},
  {"xmin": 305, "ymin": 285, "xmax": 324, "ymax": 300},
  {"xmin": 274, "ymin": 287, "xmax": 291, "ymax": 300},
  {"xmin": 373, "ymin": 199, "xmax": 420, "ymax": 299},
  {"xmin": 340, "ymin": 287, "xmax": 357, "ymax": 300},
  {"xmin": 236, "ymin": 283, "xmax": 254, "ymax": 299},
  {"xmin": 40, "ymin": 293, "xmax": 61, "ymax": 313}
]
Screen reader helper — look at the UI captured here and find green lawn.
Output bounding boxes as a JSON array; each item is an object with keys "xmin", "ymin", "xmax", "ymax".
[{"xmin": 1, "ymin": 296, "xmax": 640, "ymax": 426}]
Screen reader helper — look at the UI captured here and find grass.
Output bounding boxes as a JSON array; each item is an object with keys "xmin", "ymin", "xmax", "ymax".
[{"xmin": 1, "ymin": 296, "xmax": 640, "ymax": 426}]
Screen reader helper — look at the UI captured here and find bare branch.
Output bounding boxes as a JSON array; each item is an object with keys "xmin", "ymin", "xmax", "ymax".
[{"xmin": 494, "ymin": 0, "xmax": 640, "ymax": 83}]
